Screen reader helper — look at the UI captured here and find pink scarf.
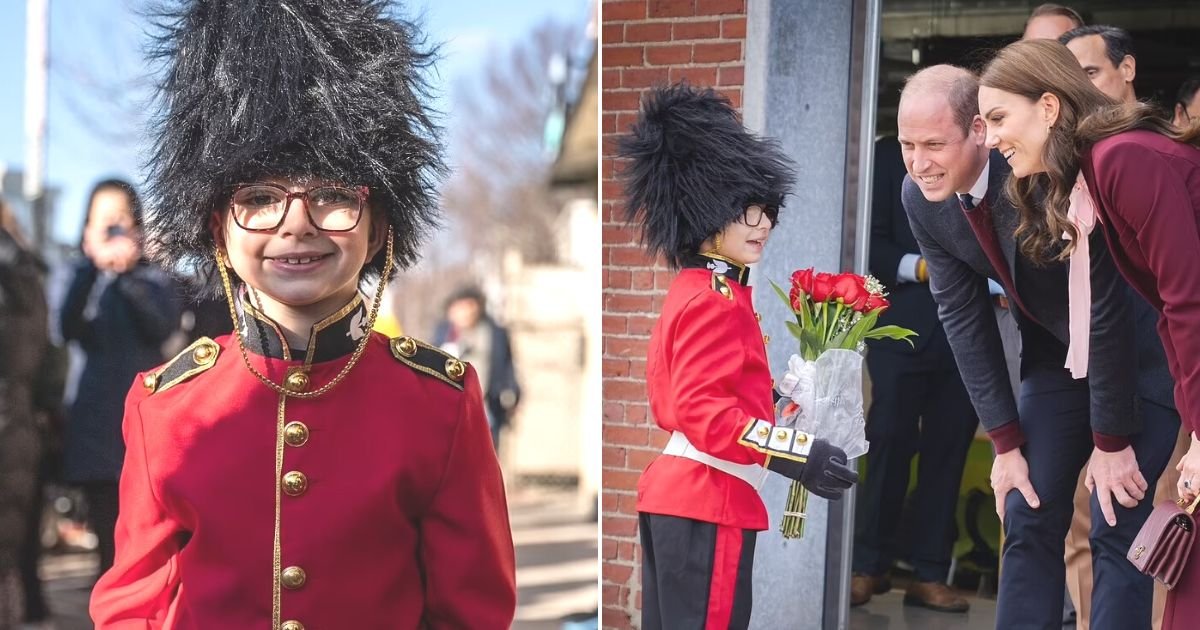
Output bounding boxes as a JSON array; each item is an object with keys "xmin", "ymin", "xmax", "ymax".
[{"xmin": 1064, "ymin": 172, "xmax": 1099, "ymax": 378}]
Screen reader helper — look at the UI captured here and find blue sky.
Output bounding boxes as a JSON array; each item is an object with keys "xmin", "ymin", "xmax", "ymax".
[{"xmin": 0, "ymin": 0, "xmax": 589, "ymax": 244}]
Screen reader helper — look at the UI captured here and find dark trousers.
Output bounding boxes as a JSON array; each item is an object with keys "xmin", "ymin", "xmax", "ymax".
[
  {"xmin": 82, "ymin": 481, "xmax": 119, "ymax": 576},
  {"xmin": 639, "ymin": 513, "xmax": 756, "ymax": 630},
  {"xmin": 18, "ymin": 466, "xmax": 49, "ymax": 621},
  {"xmin": 996, "ymin": 365, "xmax": 1178, "ymax": 630},
  {"xmin": 853, "ymin": 333, "xmax": 978, "ymax": 583}
]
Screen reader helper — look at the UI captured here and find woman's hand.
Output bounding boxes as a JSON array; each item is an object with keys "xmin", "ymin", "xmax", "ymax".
[{"xmin": 1175, "ymin": 433, "xmax": 1200, "ymax": 504}]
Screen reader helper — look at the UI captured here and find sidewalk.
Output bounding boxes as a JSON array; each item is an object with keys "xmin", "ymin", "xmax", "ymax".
[{"xmin": 35, "ymin": 486, "xmax": 597, "ymax": 629}]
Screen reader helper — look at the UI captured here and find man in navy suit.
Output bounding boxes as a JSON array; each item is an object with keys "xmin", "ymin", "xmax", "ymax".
[
  {"xmin": 898, "ymin": 64, "xmax": 1177, "ymax": 629},
  {"xmin": 850, "ymin": 136, "xmax": 978, "ymax": 612}
]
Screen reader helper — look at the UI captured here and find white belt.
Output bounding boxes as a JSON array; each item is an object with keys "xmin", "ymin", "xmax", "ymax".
[{"xmin": 663, "ymin": 431, "xmax": 769, "ymax": 490}]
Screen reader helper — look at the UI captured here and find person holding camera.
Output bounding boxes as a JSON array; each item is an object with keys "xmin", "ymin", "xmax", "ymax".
[{"xmin": 60, "ymin": 179, "xmax": 180, "ymax": 577}]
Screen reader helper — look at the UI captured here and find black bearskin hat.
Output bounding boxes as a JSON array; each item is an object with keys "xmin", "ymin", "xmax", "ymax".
[
  {"xmin": 617, "ymin": 83, "xmax": 796, "ymax": 267},
  {"xmin": 144, "ymin": 0, "xmax": 443, "ymax": 290}
]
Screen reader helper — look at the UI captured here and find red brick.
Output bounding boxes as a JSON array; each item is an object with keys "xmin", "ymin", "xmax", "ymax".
[
  {"xmin": 602, "ymin": 537, "xmax": 618, "ymax": 559},
  {"xmin": 602, "ymin": 68, "xmax": 622, "ymax": 91},
  {"xmin": 603, "ymin": 445, "xmax": 627, "ymax": 467},
  {"xmin": 605, "ymin": 291, "xmax": 654, "ymax": 313},
  {"xmin": 626, "ymin": 22, "xmax": 672, "ymax": 43},
  {"xmin": 602, "ymin": 23, "xmax": 624, "ymax": 44},
  {"xmin": 655, "ymin": 270, "xmax": 675, "ymax": 289},
  {"xmin": 603, "ymin": 562, "xmax": 634, "ymax": 584},
  {"xmin": 618, "ymin": 541, "xmax": 637, "ymax": 560},
  {"xmin": 603, "ymin": 0, "xmax": 646, "ymax": 21},
  {"xmin": 603, "ymin": 315, "xmax": 628, "ymax": 335},
  {"xmin": 605, "ymin": 378, "xmax": 647, "ymax": 403},
  {"xmin": 606, "ymin": 336, "xmax": 648, "ymax": 358},
  {"xmin": 602, "ymin": 607, "xmax": 635, "ymax": 630},
  {"xmin": 693, "ymin": 42, "xmax": 741, "ymax": 63},
  {"xmin": 615, "ymin": 111, "xmax": 642, "ymax": 133},
  {"xmin": 722, "ymin": 16, "xmax": 747, "ymax": 38},
  {"xmin": 649, "ymin": 429, "xmax": 670, "ymax": 449},
  {"xmin": 646, "ymin": 44, "xmax": 692, "ymax": 65},
  {"xmin": 601, "ymin": 491, "xmax": 619, "ymax": 512},
  {"xmin": 629, "ymin": 358, "xmax": 647, "ymax": 379},
  {"xmin": 631, "ymin": 270, "xmax": 655, "ymax": 290},
  {"xmin": 673, "ymin": 20, "xmax": 721, "ymax": 40},
  {"xmin": 617, "ymin": 493, "xmax": 639, "ymax": 513},
  {"xmin": 608, "ymin": 269, "xmax": 632, "ymax": 289},
  {"xmin": 602, "ymin": 112, "xmax": 618, "ymax": 134},
  {"xmin": 603, "ymin": 474, "xmax": 643, "ymax": 499},
  {"xmin": 626, "ymin": 403, "xmax": 649, "ymax": 423},
  {"xmin": 604, "ymin": 224, "xmax": 637, "ymax": 244},
  {"xmin": 611, "ymin": 245, "xmax": 654, "ymax": 267},
  {"xmin": 622, "ymin": 66, "xmax": 671, "ymax": 89},
  {"xmin": 718, "ymin": 64, "xmax": 744, "ymax": 86},
  {"xmin": 601, "ymin": 179, "xmax": 627, "ymax": 201},
  {"xmin": 603, "ymin": 357, "xmax": 631, "ymax": 377},
  {"xmin": 602, "ymin": 45, "xmax": 645, "ymax": 68},
  {"xmin": 697, "ymin": 0, "xmax": 745, "ymax": 14},
  {"xmin": 628, "ymin": 447, "xmax": 659, "ymax": 471},
  {"xmin": 627, "ymin": 315, "xmax": 657, "ymax": 336},
  {"xmin": 724, "ymin": 89, "xmax": 742, "ymax": 108},
  {"xmin": 604, "ymin": 398, "xmax": 624, "ymax": 422},
  {"xmin": 670, "ymin": 65, "xmax": 718, "ymax": 85},
  {"xmin": 648, "ymin": 0, "xmax": 695, "ymax": 18}
]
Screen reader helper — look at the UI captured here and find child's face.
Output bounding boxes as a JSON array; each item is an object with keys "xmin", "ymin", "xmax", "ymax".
[{"xmin": 214, "ymin": 177, "xmax": 385, "ymax": 313}]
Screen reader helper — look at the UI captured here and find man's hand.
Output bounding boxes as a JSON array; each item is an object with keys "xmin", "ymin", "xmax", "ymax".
[
  {"xmin": 1085, "ymin": 445, "xmax": 1146, "ymax": 527},
  {"xmin": 991, "ymin": 449, "xmax": 1039, "ymax": 524}
]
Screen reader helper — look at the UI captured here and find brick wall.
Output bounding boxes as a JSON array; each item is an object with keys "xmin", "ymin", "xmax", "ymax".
[{"xmin": 601, "ymin": 1, "xmax": 748, "ymax": 627}]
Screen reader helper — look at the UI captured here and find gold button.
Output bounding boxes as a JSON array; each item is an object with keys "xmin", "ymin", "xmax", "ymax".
[
  {"xmin": 143, "ymin": 373, "xmax": 158, "ymax": 392},
  {"xmin": 192, "ymin": 343, "xmax": 215, "ymax": 363},
  {"xmin": 445, "ymin": 359, "xmax": 466, "ymax": 382},
  {"xmin": 757, "ymin": 426, "xmax": 770, "ymax": 439},
  {"xmin": 281, "ymin": 566, "xmax": 307, "ymax": 590},
  {"xmin": 762, "ymin": 335, "xmax": 770, "ymax": 344},
  {"xmin": 775, "ymin": 430, "xmax": 789, "ymax": 441},
  {"xmin": 282, "ymin": 471, "xmax": 308, "ymax": 497},
  {"xmin": 284, "ymin": 422, "xmax": 310, "ymax": 447},
  {"xmin": 281, "ymin": 622, "xmax": 305, "ymax": 630},
  {"xmin": 284, "ymin": 371, "xmax": 310, "ymax": 393},
  {"xmin": 394, "ymin": 336, "xmax": 418, "ymax": 358},
  {"xmin": 796, "ymin": 433, "xmax": 809, "ymax": 444}
]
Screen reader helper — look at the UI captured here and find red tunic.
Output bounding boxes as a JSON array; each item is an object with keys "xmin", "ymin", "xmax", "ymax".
[
  {"xmin": 89, "ymin": 297, "xmax": 515, "ymax": 629},
  {"xmin": 637, "ymin": 257, "xmax": 774, "ymax": 530}
]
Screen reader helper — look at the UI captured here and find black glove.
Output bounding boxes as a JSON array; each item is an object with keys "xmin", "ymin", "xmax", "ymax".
[{"xmin": 766, "ymin": 438, "xmax": 859, "ymax": 500}]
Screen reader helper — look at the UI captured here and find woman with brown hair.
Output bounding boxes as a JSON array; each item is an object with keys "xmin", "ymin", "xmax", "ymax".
[{"xmin": 978, "ymin": 38, "xmax": 1200, "ymax": 626}]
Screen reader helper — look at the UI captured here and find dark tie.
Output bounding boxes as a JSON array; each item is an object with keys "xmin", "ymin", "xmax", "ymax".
[{"xmin": 958, "ymin": 193, "xmax": 977, "ymax": 210}]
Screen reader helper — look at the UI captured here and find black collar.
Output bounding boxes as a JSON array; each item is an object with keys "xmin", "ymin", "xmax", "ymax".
[
  {"xmin": 239, "ymin": 292, "xmax": 368, "ymax": 364},
  {"xmin": 685, "ymin": 253, "xmax": 750, "ymax": 285}
]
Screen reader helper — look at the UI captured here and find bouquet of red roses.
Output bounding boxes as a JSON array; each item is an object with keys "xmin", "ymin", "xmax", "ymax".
[{"xmin": 768, "ymin": 269, "xmax": 916, "ymax": 538}]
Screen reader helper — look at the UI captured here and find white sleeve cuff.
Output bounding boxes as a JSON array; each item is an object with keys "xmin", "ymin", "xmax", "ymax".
[{"xmin": 897, "ymin": 253, "xmax": 922, "ymax": 283}]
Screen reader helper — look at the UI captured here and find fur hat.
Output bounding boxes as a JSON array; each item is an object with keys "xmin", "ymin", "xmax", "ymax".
[
  {"xmin": 617, "ymin": 82, "xmax": 796, "ymax": 268},
  {"xmin": 144, "ymin": 0, "xmax": 444, "ymax": 290}
]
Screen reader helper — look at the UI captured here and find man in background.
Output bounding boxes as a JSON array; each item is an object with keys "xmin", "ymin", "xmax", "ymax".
[
  {"xmin": 1174, "ymin": 77, "xmax": 1200, "ymax": 129},
  {"xmin": 434, "ymin": 286, "xmax": 520, "ymax": 452},
  {"xmin": 1022, "ymin": 3, "xmax": 1084, "ymax": 40}
]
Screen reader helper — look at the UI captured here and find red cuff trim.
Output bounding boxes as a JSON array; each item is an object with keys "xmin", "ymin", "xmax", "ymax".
[
  {"xmin": 987, "ymin": 422, "xmax": 1026, "ymax": 454},
  {"xmin": 1093, "ymin": 431, "xmax": 1132, "ymax": 453}
]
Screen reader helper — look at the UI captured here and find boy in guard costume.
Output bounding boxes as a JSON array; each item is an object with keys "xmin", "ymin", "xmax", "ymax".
[
  {"xmin": 618, "ymin": 83, "xmax": 859, "ymax": 629},
  {"xmin": 88, "ymin": 2, "xmax": 515, "ymax": 628}
]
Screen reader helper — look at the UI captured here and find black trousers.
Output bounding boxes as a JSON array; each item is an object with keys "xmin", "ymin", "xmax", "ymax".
[
  {"xmin": 640, "ymin": 513, "xmax": 756, "ymax": 630},
  {"xmin": 82, "ymin": 481, "xmax": 120, "ymax": 576},
  {"xmin": 996, "ymin": 363, "xmax": 1178, "ymax": 630},
  {"xmin": 853, "ymin": 330, "xmax": 979, "ymax": 582}
]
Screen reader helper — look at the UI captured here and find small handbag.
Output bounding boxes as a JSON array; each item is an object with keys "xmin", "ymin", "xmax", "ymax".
[{"xmin": 1128, "ymin": 494, "xmax": 1200, "ymax": 590}]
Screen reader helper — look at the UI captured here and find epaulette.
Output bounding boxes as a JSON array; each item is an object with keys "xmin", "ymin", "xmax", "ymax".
[
  {"xmin": 389, "ymin": 336, "xmax": 467, "ymax": 391},
  {"xmin": 142, "ymin": 337, "xmax": 220, "ymax": 395},
  {"xmin": 710, "ymin": 272, "xmax": 734, "ymax": 301}
]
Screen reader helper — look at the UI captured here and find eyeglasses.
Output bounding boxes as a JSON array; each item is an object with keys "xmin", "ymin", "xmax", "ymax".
[
  {"xmin": 739, "ymin": 204, "xmax": 779, "ymax": 228},
  {"xmin": 229, "ymin": 183, "xmax": 369, "ymax": 232}
]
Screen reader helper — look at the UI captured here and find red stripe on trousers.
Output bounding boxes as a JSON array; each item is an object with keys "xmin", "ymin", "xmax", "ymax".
[{"xmin": 705, "ymin": 525, "xmax": 744, "ymax": 629}]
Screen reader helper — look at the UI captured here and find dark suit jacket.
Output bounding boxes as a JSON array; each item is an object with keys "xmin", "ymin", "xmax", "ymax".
[
  {"xmin": 867, "ymin": 136, "xmax": 941, "ymax": 355},
  {"xmin": 433, "ymin": 316, "xmax": 521, "ymax": 427},
  {"xmin": 1082, "ymin": 129, "xmax": 1200, "ymax": 432},
  {"xmin": 903, "ymin": 150, "xmax": 1144, "ymax": 446}
]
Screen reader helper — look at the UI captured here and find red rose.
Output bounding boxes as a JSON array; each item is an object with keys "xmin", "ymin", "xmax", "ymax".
[
  {"xmin": 831, "ymin": 273, "xmax": 868, "ymax": 310},
  {"xmin": 810, "ymin": 272, "xmax": 835, "ymax": 303},
  {"xmin": 864, "ymin": 294, "xmax": 890, "ymax": 313},
  {"xmin": 791, "ymin": 268, "xmax": 814, "ymax": 293}
]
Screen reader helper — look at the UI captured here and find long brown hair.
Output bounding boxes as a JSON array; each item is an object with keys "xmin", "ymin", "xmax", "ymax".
[{"xmin": 980, "ymin": 39, "xmax": 1200, "ymax": 264}]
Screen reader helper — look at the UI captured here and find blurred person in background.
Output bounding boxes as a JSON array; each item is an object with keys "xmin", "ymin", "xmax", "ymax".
[
  {"xmin": 1174, "ymin": 77, "xmax": 1200, "ymax": 129},
  {"xmin": 1022, "ymin": 3, "xmax": 1084, "ymax": 41},
  {"xmin": 59, "ymin": 179, "xmax": 179, "ymax": 578},
  {"xmin": 434, "ymin": 286, "xmax": 520, "ymax": 451},
  {"xmin": 0, "ymin": 197, "xmax": 51, "ymax": 627}
]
